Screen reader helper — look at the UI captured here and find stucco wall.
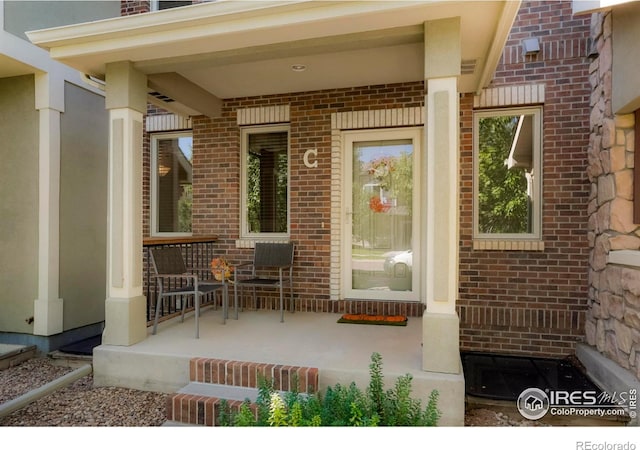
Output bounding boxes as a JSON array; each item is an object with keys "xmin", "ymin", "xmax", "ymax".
[
  {"xmin": 586, "ymin": 9, "xmax": 640, "ymax": 381},
  {"xmin": 0, "ymin": 75, "xmax": 39, "ymax": 333},
  {"xmin": 59, "ymin": 82, "xmax": 108, "ymax": 330},
  {"xmin": 3, "ymin": 0, "xmax": 120, "ymax": 39}
]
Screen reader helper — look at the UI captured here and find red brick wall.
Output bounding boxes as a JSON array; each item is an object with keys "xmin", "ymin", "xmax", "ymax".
[
  {"xmin": 186, "ymin": 84, "xmax": 424, "ymax": 316},
  {"xmin": 457, "ymin": 1, "xmax": 592, "ymax": 357},
  {"xmin": 120, "ymin": 0, "xmax": 150, "ymax": 16}
]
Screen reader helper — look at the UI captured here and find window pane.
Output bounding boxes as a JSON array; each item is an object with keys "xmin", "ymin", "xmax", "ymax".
[
  {"xmin": 351, "ymin": 139, "xmax": 413, "ymax": 291},
  {"xmin": 478, "ymin": 114, "xmax": 534, "ymax": 234},
  {"xmin": 156, "ymin": 136, "xmax": 192, "ymax": 233},
  {"xmin": 246, "ymin": 131, "xmax": 288, "ymax": 233}
]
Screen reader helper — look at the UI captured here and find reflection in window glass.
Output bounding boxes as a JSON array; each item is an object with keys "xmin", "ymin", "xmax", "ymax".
[
  {"xmin": 153, "ymin": 134, "xmax": 192, "ymax": 234},
  {"xmin": 476, "ymin": 110, "xmax": 539, "ymax": 236},
  {"xmin": 352, "ymin": 139, "xmax": 413, "ymax": 291},
  {"xmin": 245, "ymin": 129, "xmax": 288, "ymax": 234}
]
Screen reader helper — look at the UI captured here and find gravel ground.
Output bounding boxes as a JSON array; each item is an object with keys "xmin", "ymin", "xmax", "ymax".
[
  {"xmin": 0, "ymin": 357, "xmax": 168, "ymax": 426},
  {"xmin": 464, "ymin": 407, "xmax": 544, "ymax": 426},
  {"xmin": 0, "ymin": 357, "xmax": 542, "ymax": 427}
]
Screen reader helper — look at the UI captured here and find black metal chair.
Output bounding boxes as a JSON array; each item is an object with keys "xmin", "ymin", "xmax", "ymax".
[
  {"xmin": 233, "ymin": 242, "xmax": 295, "ymax": 322},
  {"xmin": 149, "ymin": 247, "xmax": 228, "ymax": 338}
]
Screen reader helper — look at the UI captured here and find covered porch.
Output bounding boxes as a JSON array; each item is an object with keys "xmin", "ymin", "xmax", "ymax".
[{"xmin": 27, "ymin": 1, "xmax": 523, "ymax": 426}]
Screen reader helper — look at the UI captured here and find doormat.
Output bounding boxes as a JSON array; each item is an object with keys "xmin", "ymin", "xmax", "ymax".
[{"xmin": 338, "ymin": 314, "xmax": 407, "ymax": 326}]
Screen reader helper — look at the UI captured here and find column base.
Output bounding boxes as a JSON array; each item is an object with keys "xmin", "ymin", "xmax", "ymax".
[
  {"xmin": 102, "ymin": 295, "xmax": 147, "ymax": 346},
  {"xmin": 33, "ymin": 297, "xmax": 64, "ymax": 336},
  {"xmin": 422, "ymin": 311, "xmax": 460, "ymax": 374}
]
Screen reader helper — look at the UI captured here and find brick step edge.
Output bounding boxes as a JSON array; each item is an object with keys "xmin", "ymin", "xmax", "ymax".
[
  {"xmin": 167, "ymin": 392, "xmax": 257, "ymax": 426},
  {"xmin": 168, "ymin": 382, "xmax": 302, "ymax": 426},
  {"xmin": 189, "ymin": 357, "xmax": 318, "ymax": 393}
]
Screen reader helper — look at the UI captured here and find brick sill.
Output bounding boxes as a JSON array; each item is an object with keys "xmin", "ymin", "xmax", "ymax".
[{"xmin": 472, "ymin": 240, "xmax": 545, "ymax": 251}]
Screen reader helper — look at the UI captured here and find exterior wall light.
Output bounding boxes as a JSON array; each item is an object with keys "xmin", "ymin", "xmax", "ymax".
[{"xmin": 522, "ymin": 37, "xmax": 540, "ymax": 56}]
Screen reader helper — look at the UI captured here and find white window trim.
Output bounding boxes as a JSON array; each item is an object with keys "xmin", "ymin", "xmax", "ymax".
[
  {"xmin": 150, "ymin": 131, "xmax": 193, "ymax": 237},
  {"xmin": 473, "ymin": 106, "xmax": 543, "ymax": 243},
  {"xmin": 240, "ymin": 124, "xmax": 291, "ymax": 240}
]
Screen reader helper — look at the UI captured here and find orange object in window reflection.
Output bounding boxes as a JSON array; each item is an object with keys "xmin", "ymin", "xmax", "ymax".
[{"xmin": 369, "ymin": 196, "xmax": 390, "ymax": 213}]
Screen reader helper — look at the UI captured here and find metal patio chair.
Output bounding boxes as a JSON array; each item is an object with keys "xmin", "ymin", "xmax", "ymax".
[
  {"xmin": 233, "ymin": 242, "xmax": 295, "ymax": 322},
  {"xmin": 149, "ymin": 246, "xmax": 229, "ymax": 338}
]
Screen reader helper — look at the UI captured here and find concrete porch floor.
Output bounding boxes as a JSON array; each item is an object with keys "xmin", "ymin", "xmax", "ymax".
[{"xmin": 92, "ymin": 305, "xmax": 465, "ymax": 425}]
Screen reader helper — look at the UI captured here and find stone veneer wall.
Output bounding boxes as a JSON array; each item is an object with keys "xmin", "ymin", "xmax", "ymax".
[{"xmin": 585, "ymin": 11, "xmax": 640, "ymax": 380}]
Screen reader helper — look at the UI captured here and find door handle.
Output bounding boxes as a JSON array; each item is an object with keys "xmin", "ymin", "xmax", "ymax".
[{"xmin": 346, "ymin": 208, "xmax": 353, "ymax": 225}]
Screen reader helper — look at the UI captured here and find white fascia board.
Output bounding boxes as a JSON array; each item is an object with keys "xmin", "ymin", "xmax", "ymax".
[
  {"xmin": 27, "ymin": 1, "xmax": 428, "ymax": 65},
  {"xmin": 27, "ymin": 1, "xmax": 309, "ymax": 48},
  {"xmin": 1, "ymin": 29, "xmax": 104, "ymax": 97}
]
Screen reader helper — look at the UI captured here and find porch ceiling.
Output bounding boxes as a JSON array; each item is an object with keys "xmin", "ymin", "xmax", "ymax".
[
  {"xmin": 27, "ymin": 0, "xmax": 521, "ymax": 116},
  {"xmin": 0, "ymin": 54, "xmax": 36, "ymax": 78}
]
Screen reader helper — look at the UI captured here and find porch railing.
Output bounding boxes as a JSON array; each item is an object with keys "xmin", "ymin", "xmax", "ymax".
[{"xmin": 143, "ymin": 236, "xmax": 221, "ymax": 325}]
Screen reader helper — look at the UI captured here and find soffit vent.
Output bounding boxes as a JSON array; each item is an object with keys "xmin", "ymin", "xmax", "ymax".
[
  {"xmin": 461, "ymin": 59, "xmax": 477, "ymax": 75},
  {"xmin": 148, "ymin": 91, "xmax": 175, "ymax": 103}
]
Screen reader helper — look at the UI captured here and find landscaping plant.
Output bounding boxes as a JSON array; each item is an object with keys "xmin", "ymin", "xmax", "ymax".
[{"xmin": 218, "ymin": 352, "xmax": 440, "ymax": 426}]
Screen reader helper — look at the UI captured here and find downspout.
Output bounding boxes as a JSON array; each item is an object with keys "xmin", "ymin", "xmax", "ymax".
[{"xmin": 0, "ymin": 364, "xmax": 92, "ymax": 418}]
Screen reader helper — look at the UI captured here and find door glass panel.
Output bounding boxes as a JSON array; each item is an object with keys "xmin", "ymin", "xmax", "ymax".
[{"xmin": 351, "ymin": 139, "xmax": 413, "ymax": 292}]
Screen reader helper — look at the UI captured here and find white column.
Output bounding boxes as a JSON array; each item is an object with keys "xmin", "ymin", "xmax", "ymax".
[
  {"xmin": 422, "ymin": 18, "xmax": 461, "ymax": 374},
  {"xmin": 33, "ymin": 73, "xmax": 64, "ymax": 336},
  {"xmin": 102, "ymin": 61, "xmax": 147, "ymax": 346}
]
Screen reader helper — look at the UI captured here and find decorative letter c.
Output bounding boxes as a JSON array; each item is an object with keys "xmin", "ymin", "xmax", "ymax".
[{"xmin": 303, "ymin": 148, "xmax": 318, "ymax": 168}]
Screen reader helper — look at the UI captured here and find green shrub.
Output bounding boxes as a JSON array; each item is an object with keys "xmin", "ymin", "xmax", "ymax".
[{"xmin": 220, "ymin": 352, "xmax": 440, "ymax": 427}]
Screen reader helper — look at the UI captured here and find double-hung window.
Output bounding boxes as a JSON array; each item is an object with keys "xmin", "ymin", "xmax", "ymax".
[
  {"xmin": 151, "ymin": 132, "xmax": 193, "ymax": 236},
  {"xmin": 240, "ymin": 125, "xmax": 290, "ymax": 238},
  {"xmin": 473, "ymin": 107, "xmax": 542, "ymax": 241}
]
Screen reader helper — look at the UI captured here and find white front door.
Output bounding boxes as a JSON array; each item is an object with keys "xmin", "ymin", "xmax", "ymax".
[{"xmin": 343, "ymin": 127, "xmax": 421, "ymax": 301}]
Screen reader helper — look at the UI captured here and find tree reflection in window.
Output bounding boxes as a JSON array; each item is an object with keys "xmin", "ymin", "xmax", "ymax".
[
  {"xmin": 478, "ymin": 113, "xmax": 535, "ymax": 234},
  {"xmin": 246, "ymin": 130, "xmax": 288, "ymax": 233}
]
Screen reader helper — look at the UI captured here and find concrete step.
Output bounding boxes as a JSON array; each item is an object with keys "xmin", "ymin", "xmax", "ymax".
[{"xmin": 179, "ymin": 381, "xmax": 260, "ymax": 402}]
